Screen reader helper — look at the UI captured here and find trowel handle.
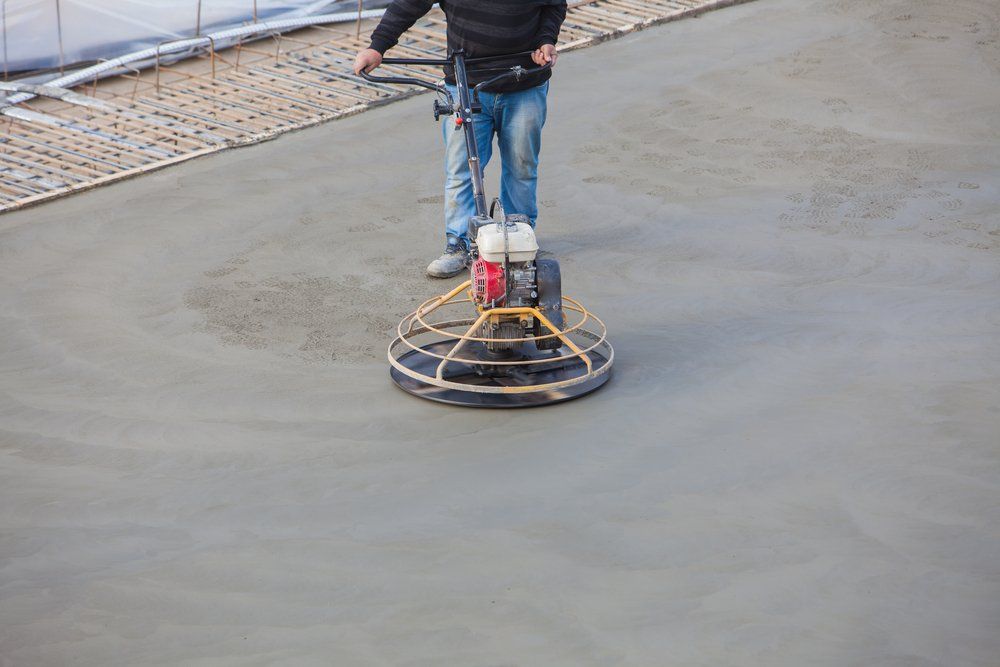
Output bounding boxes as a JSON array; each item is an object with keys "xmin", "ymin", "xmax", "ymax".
[
  {"xmin": 357, "ymin": 68, "xmax": 446, "ymax": 94},
  {"xmin": 472, "ymin": 61, "xmax": 553, "ymax": 102}
]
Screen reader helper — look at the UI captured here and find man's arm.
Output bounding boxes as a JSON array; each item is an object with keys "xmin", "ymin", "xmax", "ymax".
[
  {"xmin": 354, "ymin": 0, "xmax": 435, "ymax": 74},
  {"xmin": 532, "ymin": 0, "xmax": 567, "ymax": 66},
  {"xmin": 354, "ymin": 0, "xmax": 434, "ymax": 74},
  {"xmin": 369, "ymin": 0, "xmax": 435, "ymax": 54},
  {"xmin": 535, "ymin": 0, "xmax": 567, "ymax": 49}
]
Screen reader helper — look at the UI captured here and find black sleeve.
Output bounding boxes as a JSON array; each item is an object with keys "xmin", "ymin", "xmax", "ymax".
[
  {"xmin": 535, "ymin": 0, "xmax": 568, "ymax": 47},
  {"xmin": 368, "ymin": 0, "xmax": 436, "ymax": 54}
]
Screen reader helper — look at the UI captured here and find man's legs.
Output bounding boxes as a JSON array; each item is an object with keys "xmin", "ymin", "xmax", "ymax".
[
  {"xmin": 442, "ymin": 85, "xmax": 496, "ymax": 247},
  {"xmin": 427, "ymin": 86, "xmax": 496, "ymax": 278},
  {"xmin": 495, "ymin": 81, "xmax": 548, "ymax": 226},
  {"xmin": 428, "ymin": 82, "xmax": 545, "ymax": 278}
]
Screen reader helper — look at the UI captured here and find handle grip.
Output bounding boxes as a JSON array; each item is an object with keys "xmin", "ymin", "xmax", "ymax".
[
  {"xmin": 473, "ymin": 61, "xmax": 553, "ymax": 101},
  {"xmin": 357, "ymin": 68, "xmax": 444, "ymax": 94},
  {"xmin": 356, "ymin": 55, "xmax": 554, "ymax": 106}
]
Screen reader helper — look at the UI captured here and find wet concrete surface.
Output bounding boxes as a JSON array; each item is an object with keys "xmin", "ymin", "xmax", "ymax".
[{"xmin": 2, "ymin": 0, "xmax": 999, "ymax": 664}]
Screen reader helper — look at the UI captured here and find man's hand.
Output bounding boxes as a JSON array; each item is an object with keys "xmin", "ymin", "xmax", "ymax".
[
  {"xmin": 532, "ymin": 44, "xmax": 558, "ymax": 67},
  {"xmin": 353, "ymin": 48, "xmax": 383, "ymax": 75}
]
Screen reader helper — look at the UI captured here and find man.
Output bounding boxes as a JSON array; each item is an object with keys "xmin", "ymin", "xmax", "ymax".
[{"xmin": 354, "ymin": 0, "xmax": 568, "ymax": 278}]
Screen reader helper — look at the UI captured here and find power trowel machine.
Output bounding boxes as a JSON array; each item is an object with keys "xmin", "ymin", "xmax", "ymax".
[{"xmin": 360, "ymin": 51, "xmax": 613, "ymax": 407}]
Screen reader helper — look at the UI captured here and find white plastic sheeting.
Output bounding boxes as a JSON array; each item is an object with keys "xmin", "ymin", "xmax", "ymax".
[{"xmin": 2, "ymin": 0, "xmax": 388, "ymax": 75}]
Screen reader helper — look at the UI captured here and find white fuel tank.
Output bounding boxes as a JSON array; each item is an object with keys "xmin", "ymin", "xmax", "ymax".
[{"xmin": 476, "ymin": 222, "xmax": 538, "ymax": 264}]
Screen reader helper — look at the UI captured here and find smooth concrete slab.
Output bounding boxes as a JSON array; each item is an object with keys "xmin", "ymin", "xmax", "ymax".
[{"xmin": 1, "ymin": 0, "xmax": 999, "ymax": 664}]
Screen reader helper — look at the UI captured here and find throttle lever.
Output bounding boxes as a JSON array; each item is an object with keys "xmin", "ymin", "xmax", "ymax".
[{"xmin": 433, "ymin": 99, "xmax": 453, "ymax": 121}]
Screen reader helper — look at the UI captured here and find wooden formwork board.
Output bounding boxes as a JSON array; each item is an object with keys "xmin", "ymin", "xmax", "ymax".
[{"xmin": 0, "ymin": 0, "xmax": 755, "ymax": 213}]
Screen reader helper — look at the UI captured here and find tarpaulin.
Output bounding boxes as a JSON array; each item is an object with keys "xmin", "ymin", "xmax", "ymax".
[{"xmin": 2, "ymin": 0, "xmax": 388, "ymax": 75}]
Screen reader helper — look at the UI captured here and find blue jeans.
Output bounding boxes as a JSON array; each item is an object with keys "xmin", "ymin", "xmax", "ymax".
[{"xmin": 442, "ymin": 81, "xmax": 549, "ymax": 247}]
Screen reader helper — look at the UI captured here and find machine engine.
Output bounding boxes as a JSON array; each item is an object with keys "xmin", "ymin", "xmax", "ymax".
[
  {"xmin": 470, "ymin": 258, "xmax": 538, "ymax": 309},
  {"xmin": 469, "ymin": 216, "xmax": 564, "ymax": 352}
]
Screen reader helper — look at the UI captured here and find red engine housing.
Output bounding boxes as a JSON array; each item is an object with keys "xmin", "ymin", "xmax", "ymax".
[{"xmin": 471, "ymin": 257, "xmax": 506, "ymax": 306}]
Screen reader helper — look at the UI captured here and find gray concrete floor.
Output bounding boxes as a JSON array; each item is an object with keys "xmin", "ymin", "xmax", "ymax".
[{"xmin": 2, "ymin": 0, "xmax": 999, "ymax": 664}]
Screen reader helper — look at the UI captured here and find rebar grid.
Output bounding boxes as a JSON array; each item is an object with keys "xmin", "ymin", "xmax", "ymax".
[{"xmin": 0, "ymin": 0, "xmax": 752, "ymax": 213}]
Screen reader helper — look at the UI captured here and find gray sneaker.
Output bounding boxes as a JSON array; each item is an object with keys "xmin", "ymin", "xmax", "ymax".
[{"xmin": 426, "ymin": 243, "xmax": 469, "ymax": 278}]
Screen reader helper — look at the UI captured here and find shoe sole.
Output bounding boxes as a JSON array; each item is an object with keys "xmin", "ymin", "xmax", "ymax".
[{"xmin": 426, "ymin": 266, "xmax": 467, "ymax": 279}]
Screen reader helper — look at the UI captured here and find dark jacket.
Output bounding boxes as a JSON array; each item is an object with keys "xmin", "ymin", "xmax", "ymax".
[{"xmin": 369, "ymin": 0, "xmax": 568, "ymax": 93}]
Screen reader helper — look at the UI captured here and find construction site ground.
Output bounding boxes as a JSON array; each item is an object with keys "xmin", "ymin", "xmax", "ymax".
[{"xmin": 1, "ymin": 0, "xmax": 998, "ymax": 664}]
